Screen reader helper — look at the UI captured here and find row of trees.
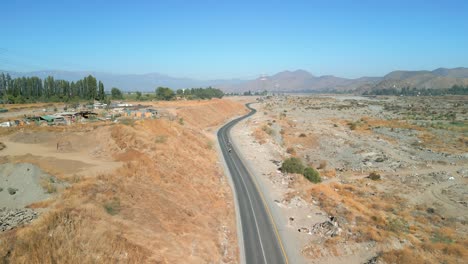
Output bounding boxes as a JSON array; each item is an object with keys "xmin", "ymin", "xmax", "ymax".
[
  {"xmin": 148, "ymin": 86, "xmax": 224, "ymax": 101},
  {"xmin": 175, "ymin": 87, "xmax": 224, "ymax": 99},
  {"xmin": 0, "ymin": 73, "xmax": 106, "ymax": 103},
  {"xmin": 0, "ymin": 73, "xmax": 225, "ymax": 103},
  {"xmin": 364, "ymin": 85, "xmax": 468, "ymax": 96}
]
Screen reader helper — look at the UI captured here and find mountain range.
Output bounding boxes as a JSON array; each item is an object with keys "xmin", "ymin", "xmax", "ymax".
[
  {"xmin": 2, "ymin": 67, "xmax": 468, "ymax": 93},
  {"xmin": 1, "ymin": 70, "xmax": 245, "ymax": 92}
]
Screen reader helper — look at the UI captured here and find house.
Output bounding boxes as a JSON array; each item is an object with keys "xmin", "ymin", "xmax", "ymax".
[{"xmin": 40, "ymin": 115, "xmax": 67, "ymax": 125}]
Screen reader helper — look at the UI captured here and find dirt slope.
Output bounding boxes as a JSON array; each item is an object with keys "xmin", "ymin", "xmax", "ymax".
[{"xmin": 0, "ymin": 98, "xmax": 246, "ymax": 263}]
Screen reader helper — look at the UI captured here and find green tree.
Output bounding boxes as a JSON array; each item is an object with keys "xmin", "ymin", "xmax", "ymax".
[
  {"xmin": 281, "ymin": 157, "xmax": 304, "ymax": 174},
  {"xmin": 155, "ymin": 87, "xmax": 175, "ymax": 100},
  {"xmin": 111, "ymin": 87, "xmax": 123, "ymax": 99},
  {"xmin": 98, "ymin": 81, "xmax": 105, "ymax": 101},
  {"xmin": 85, "ymin": 75, "xmax": 97, "ymax": 100},
  {"xmin": 136, "ymin": 91, "xmax": 142, "ymax": 101}
]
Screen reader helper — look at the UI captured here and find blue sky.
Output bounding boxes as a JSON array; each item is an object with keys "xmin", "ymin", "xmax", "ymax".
[{"xmin": 1, "ymin": 0, "xmax": 467, "ymax": 79}]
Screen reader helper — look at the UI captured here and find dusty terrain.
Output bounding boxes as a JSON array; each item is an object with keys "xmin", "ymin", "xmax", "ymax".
[
  {"xmin": 231, "ymin": 95, "xmax": 467, "ymax": 264},
  {"xmin": 0, "ymin": 99, "xmax": 246, "ymax": 263}
]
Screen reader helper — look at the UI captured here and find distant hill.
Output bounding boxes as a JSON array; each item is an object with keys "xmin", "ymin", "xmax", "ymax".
[
  {"xmin": 366, "ymin": 67, "xmax": 468, "ymax": 92},
  {"xmin": 2, "ymin": 67, "xmax": 467, "ymax": 94},
  {"xmin": 0, "ymin": 70, "xmax": 245, "ymax": 92},
  {"xmin": 219, "ymin": 70, "xmax": 382, "ymax": 93}
]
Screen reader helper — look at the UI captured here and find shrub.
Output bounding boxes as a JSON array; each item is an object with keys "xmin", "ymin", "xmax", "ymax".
[
  {"xmin": 387, "ymin": 217, "xmax": 409, "ymax": 233},
  {"xmin": 179, "ymin": 118, "xmax": 184, "ymax": 125},
  {"xmin": 281, "ymin": 157, "xmax": 304, "ymax": 174},
  {"xmin": 369, "ymin": 171, "xmax": 381, "ymax": 180},
  {"xmin": 120, "ymin": 118, "xmax": 136, "ymax": 127},
  {"xmin": 318, "ymin": 160, "xmax": 327, "ymax": 169},
  {"xmin": 155, "ymin": 135, "xmax": 168, "ymax": 143},
  {"xmin": 262, "ymin": 125, "xmax": 274, "ymax": 135},
  {"xmin": 375, "ymin": 157, "xmax": 385, "ymax": 162},
  {"xmin": 304, "ymin": 167, "xmax": 321, "ymax": 183},
  {"xmin": 299, "ymin": 133, "xmax": 307, "ymax": 137},
  {"xmin": 286, "ymin": 147, "xmax": 296, "ymax": 155},
  {"xmin": 104, "ymin": 199, "xmax": 121, "ymax": 215}
]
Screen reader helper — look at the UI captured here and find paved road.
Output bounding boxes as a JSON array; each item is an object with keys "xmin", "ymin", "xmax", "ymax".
[{"xmin": 218, "ymin": 103, "xmax": 288, "ymax": 264}]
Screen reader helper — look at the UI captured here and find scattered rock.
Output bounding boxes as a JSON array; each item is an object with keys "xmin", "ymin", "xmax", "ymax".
[
  {"xmin": 311, "ymin": 216, "xmax": 342, "ymax": 237},
  {"xmin": 7, "ymin": 187, "xmax": 18, "ymax": 195},
  {"xmin": 457, "ymin": 168, "xmax": 468, "ymax": 178},
  {"xmin": 0, "ymin": 207, "xmax": 39, "ymax": 232},
  {"xmin": 363, "ymin": 255, "xmax": 379, "ymax": 264}
]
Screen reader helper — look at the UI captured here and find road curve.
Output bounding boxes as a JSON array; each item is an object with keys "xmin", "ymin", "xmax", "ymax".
[{"xmin": 218, "ymin": 103, "xmax": 288, "ymax": 264}]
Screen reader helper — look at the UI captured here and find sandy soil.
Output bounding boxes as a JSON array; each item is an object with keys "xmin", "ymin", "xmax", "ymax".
[
  {"xmin": 0, "ymin": 98, "xmax": 246, "ymax": 263},
  {"xmin": 231, "ymin": 95, "xmax": 467, "ymax": 264},
  {"xmin": 0, "ymin": 163, "xmax": 58, "ymax": 209}
]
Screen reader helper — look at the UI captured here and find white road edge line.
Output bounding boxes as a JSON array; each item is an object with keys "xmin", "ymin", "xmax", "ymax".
[{"xmin": 229, "ymin": 144, "xmax": 268, "ymax": 264}]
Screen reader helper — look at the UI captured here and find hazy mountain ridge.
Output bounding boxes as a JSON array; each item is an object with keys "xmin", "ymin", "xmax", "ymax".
[
  {"xmin": 369, "ymin": 67, "xmax": 468, "ymax": 91},
  {"xmin": 1, "ymin": 67, "xmax": 467, "ymax": 93},
  {"xmin": 0, "ymin": 70, "xmax": 245, "ymax": 91},
  {"xmin": 220, "ymin": 70, "xmax": 382, "ymax": 93}
]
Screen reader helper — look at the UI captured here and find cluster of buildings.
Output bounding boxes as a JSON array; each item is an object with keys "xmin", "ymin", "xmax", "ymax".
[{"xmin": 0, "ymin": 102, "xmax": 159, "ymax": 127}]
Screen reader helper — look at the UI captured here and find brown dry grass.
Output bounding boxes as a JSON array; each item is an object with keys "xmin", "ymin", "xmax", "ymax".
[
  {"xmin": 280, "ymin": 127, "xmax": 318, "ymax": 150},
  {"xmin": 252, "ymin": 125, "xmax": 268, "ymax": 144},
  {"xmin": 175, "ymin": 98, "xmax": 247, "ymax": 129},
  {"xmin": 303, "ymin": 180, "xmax": 468, "ymax": 263},
  {"xmin": 0, "ymin": 99, "xmax": 242, "ymax": 263}
]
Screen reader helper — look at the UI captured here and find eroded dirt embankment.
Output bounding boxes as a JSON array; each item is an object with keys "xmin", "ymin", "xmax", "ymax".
[{"xmin": 0, "ymin": 99, "xmax": 246, "ymax": 263}]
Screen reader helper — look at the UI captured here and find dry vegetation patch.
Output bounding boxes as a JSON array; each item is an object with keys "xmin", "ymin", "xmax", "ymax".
[{"xmin": 0, "ymin": 99, "xmax": 243, "ymax": 263}]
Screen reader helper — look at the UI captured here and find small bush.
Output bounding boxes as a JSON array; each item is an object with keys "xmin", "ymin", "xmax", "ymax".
[
  {"xmin": 40, "ymin": 177, "xmax": 57, "ymax": 193},
  {"xmin": 369, "ymin": 172, "xmax": 381, "ymax": 180},
  {"xmin": 155, "ymin": 135, "xmax": 168, "ymax": 143},
  {"xmin": 348, "ymin": 122, "xmax": 357, "ymax": 130},
  {"xmin": 387, "ymin": 217, "xmax": 409, "ymax": 233},
  {"xmin": 318, "ymin": 160, "xmax": 327, "ymax": 169},
  {"xmin": 179, "ymin": 118, "xmax": 184, "ymax": 125},
  {"xmin": 303, "ymin": 167, "xmax": 321, "ymax": 183},
  {"xmin": 286, "ymin": 147, "xmax": 296, "ymax": 155},
  {"xmin": 281, "ymin": 157, "xmax": 304, "ymax": 174},
  {"xmin": 299, "ymin": 133, "xmax": 307, "ymax": 137},
  {"xmin": 431, "ymin": 232, "xmax": 454, "ymax": 244},
  {"xmin": 120, "ymin": 118, "xmax": 136, "ymax": 127},
  {"xmin": 262, "ymin": 125, "xmax": 274, "ymax": 135},
  {"xmin": 104, "ymin": 199, "xmax": 121, "ymax": 215}
]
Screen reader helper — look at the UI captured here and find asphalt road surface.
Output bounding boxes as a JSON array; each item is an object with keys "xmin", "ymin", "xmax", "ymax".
[{"xmin": 218, "ymin": 103, "xmax": 288, "ymax": 264}]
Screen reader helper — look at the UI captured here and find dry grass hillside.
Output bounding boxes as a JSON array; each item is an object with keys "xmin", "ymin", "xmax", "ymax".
[{"xmin": 0, "ymin": 99, "xmax": 246, "ymax": 263}]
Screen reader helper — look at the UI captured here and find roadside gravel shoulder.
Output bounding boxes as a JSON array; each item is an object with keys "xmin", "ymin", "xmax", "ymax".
[{"xmin": 229, "ymin": 104, "xmax": 307, "ymax": 264}]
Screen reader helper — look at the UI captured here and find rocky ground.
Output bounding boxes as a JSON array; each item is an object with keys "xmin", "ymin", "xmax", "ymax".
[{"xmin": 232, "ymin": 95, "xmax": 467, "ymax": 264}]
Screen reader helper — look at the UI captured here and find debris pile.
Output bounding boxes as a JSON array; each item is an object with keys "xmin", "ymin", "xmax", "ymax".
[
  {"xmin": 310, "ymin": 216, "xmax": 342, "ymax": 237},
  {"xmin": 0, "ymin": 208, "xmax": 38, "ymax": 232}
]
